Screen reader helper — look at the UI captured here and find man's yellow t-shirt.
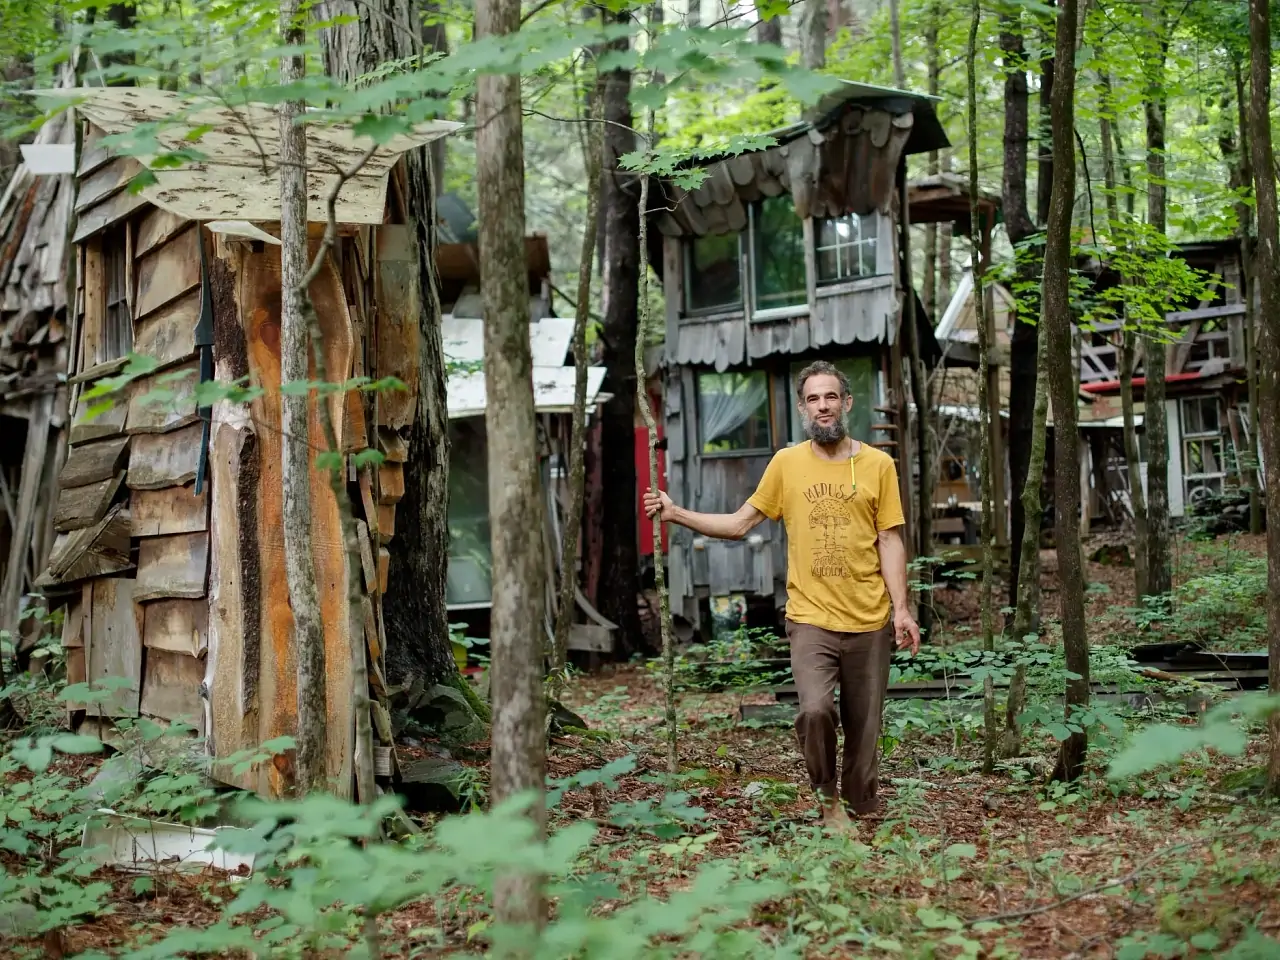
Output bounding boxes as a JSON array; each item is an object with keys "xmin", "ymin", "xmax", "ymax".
[{"xmin": 747, "ymin": 441, "xmax": 905, "ymax": 634}]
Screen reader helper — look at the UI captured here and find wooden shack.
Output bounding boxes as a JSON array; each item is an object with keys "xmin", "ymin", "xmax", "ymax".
[
  {"xmin": 33, "ymin": 86, "xmax": 456, "ymax": 798},
  {"xmin": 647, "ymin": 81, "xmax": 959, "ymax": 631},
  {"xmin": 0, "ymin": 69, "xmax": 77, "ymax": 650}
]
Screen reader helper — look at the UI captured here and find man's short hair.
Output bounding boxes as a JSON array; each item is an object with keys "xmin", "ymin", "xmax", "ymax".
[{"xmin": 795, "ymin": 360, "xmax": 850, "ymax": 401}]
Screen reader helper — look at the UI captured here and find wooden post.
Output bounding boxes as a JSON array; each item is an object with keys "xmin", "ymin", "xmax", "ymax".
[{"xmin": 979, "ymin": 208, "xmax": 1008, "ymax": 547}]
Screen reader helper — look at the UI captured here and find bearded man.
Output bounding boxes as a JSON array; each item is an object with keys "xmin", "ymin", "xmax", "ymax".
[{"xmin": 643, "ymin": 360, "xmax": 920, "ymax": 828}]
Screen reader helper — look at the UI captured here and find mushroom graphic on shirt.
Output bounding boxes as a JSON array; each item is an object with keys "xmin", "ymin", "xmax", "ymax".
[{"xmin": 808, "ymin": 497, "xmax": 853, "ymax": 579}]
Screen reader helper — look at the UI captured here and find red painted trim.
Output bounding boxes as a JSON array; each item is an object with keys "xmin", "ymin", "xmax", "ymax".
[{"xmin": 1080, "ymin": 371, "xmax": 1206, "ymax": 395}]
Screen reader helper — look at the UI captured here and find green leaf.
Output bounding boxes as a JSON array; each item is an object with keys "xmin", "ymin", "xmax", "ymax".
[
  {"xmin": 916, "ymin": 907, "xmax": 963, "ymax": 931},
  {"xmin": 315, "ymin": 451, "xmax": 344, "ymax": 472},
  {"xmin": 133, "ymin": 876, "xmax": 155, "ymax": 896},
  {"xmin": 353, "ymin": 113, "xmax": 407, "ymax": 144},
  {"xmin": 128, "ymin": 168, "xmax": 159, "ymax": 194},
  {"xmin": 944, "ymin": 842, "xmax": 978, "ymax": 859},
  {"xmin": 1191, "ymin": 932, "xmax": 1221, "ymax": 950},
  {"xmin": 49, "ymin": 734, "xmax": 104, "ymax": 756},
  {"xmin": 351, "ymin": 449, "xmax": 386, "ymax": 469}
]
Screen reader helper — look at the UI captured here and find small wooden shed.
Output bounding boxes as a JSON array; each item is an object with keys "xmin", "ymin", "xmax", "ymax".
[{"xmin": 34, "ymin": 87, "xmax": 456, "ymax": 798}]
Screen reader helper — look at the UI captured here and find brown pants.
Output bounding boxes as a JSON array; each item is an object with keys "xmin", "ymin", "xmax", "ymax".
[{"xmin": 786, "ymin": 619, "xmax": 893, "ymax": 814}]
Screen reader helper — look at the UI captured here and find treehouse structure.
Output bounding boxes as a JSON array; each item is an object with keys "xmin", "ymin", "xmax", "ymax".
[
  {"xmin": 0, "ymin": 69, "xmax": 78, "ymax": 652},
  {"xmin": 33, "ymin": 86, "xmax": 456, "ymax": 799},
  {"xmin": 646, "ymin": 83, "xmax": 1002, "ymax": 630}
]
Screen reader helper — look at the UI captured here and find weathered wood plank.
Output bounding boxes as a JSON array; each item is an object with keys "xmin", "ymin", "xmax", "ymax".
[
  {"xmin": 127, "ymin": 424, "xmax": 204, "ymax": 489},
  {"xmin": 131, "ymin": 483, "xmax": 208, "ymax": 537},
  {"xmin": 59, "ymin": 436, "xmax": 129, "ymax": 489},
  {"xmin": 69, "ymin": 356, "xmax": 129, "ymax": 387},
  {"xmin": 377, "ymin": 504, "xmax": 396, "ymax": 540},
  {"xmin": 72, "ymin": 189, "xmax": 148, "ymax": 245},
  {"xmin": 377, "ymin": 547, "xmax": 389, "ymax": 595},
  {"xmin": 377, "ymin": 427, "xmax": 407, "ymax": 463},
  {"xmin": 126, "ymin": 360, "xmax": 199, "ymax": 434},
  {"xmin": 241, "ymin": 244, "xmax": 354, "ymax": 797},
  {"xmin": 87, "ymin": 576, "xmax": 143, "ymax": 718},
  {"xmin": 132, "ymin": 290, "xmax": 199, "ymax": 370},
  {"xmin": 78, "ymin": 125, "xmax": 112, "ymax": 178},
  {"xmin": 142, "ymin": 598, "xmax": 208, "ymax": 656},
  {"xmin": 66, "ymin": 646, "xmax": 86, "ymax": 689},
  {"xmin": 377, "ymin": 463, "xmax": 404, "ymax": 505},
  {"xmin": 38, "ymin": 503, "xmax": 133, "ymax": 587},
  {"xmin": 75, "ymin": 157, "xmax": 144, "ymax": 214},
  {"xmin": 134, "ymin": 225, "xmax": 200, "ymax": 320},
  {"xmin": 69, "ymin": 394, "xmax": 128, "ymax": 446},
  {"xmin": 374, "ymin": 225, "xmax": 420, "ymax": 430},
  {"xmin": 134, "ymin": 532, "xmax": 209, "ymax": 601},
  {"xmin": 62, "ymin": 584, "xmax": 92, "ymax": 648},
  {"xmin": 53, "ymin": 471, "xmax": 125, "ymax": 532},
  {"xmin": 357, "ymin": 520, "xmax": 376, "ymax": 593},
  {"xmin": 134, "ymin": 207, "xmax": 189, "ymax": 259},
  {"xmin": 81, "ymin": 240, "xmax": 105, "ymax": 373},
  {"xmin": 344, "ymin": 389, "xmax": 368, "ymax": 452},
  {"xmin": 140, "ymin": 648, "xmax": 206, "ymax": 732}
]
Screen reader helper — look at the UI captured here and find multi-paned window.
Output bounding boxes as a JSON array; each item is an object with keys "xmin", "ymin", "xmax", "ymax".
[
  {"xmin": 683, "ymin": 199, "xmax": 881, "ymax": 317},
  {"xmin": 697, "ymin": 370, "xmax": 771, "ymax": 454},
  {"xmin": 815, "ymin": 212, "xmax": 877, "ymax": 284},
  {"xmin": 1181, "ymin": 395, "xmax": 1226, "ymax": 506}
]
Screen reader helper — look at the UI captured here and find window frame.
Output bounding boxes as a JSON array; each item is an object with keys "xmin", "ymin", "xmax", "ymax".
[
  {"xmin": 683, "ymin": 231, "xmax": 744, "ymax": 317},
  {"xmin": 695, "ymin": 368, "xmax": 774, "ymax": 459},
  {"xmin": 1179, "ymin": 394, "xmax": 1228, "ymax": 506},
  {"xmin": 814, "ymin": 211, "xmax": 880, "ymax": 286},
  {"xmin": 747, "ymin": 196, "xmax": 809, "ymax": 318}
]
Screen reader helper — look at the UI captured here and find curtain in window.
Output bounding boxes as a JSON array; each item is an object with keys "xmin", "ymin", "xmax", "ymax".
[{"xmin": 699, "ymin": 373, "xmax": 768, "ymax": 446}]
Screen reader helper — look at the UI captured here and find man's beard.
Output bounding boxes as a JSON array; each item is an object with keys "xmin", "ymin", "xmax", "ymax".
[{"xmin": 802, "ymin": 411, "xmax": 848, "ymax": 446}]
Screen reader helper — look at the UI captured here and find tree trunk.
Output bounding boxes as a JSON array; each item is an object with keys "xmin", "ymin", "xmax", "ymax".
[
  {"xmin": 800, "ymin": 0, "xmax": 827, "ymax": 75},
  {"xmin": 756, "ymin": 12, "xmax": 782, "ymax": 44},
  {"xmin": 1034, "ymin": 4, "xmax": 1054, "ymax": 227},
  {"xmin": 1230, "ymin": 61, "xmax": 1263, "ymax": 537},
  {"xmin": 596, "ymin": 26, "xmax": 645, "ymax": 657},
  {"xmin": 1142, "ymin": 32, "xmax": 1172, "ymax": 600},
  {"xmin": 1246, "ymin": 0, "xmax": 1280, "ymax": 796},
  {"xmin": 968, "ymin": 0, "xmax": 998, "ymax": 776},
  {"xmin": 551, "ymin": 89, "xmax": 604, "ymax": 680},
  {"xmin": 1042, "ymin": 0, "xmax": 1088, "ymax": 784},
  {"xmin": 317, "ymin": 0, "xmax": 465, "ymax": 709},
  {"xmin": 889, "ymin": 0, "xmax": 905, "ymax": 87},
  {"xmin": 476, "ymin": 0, "xmax": 545, "ymax": 928},
  {"xmin": 278, "ymin": 0, "xmax": 328, "ymax": 795},
  {"xmin": 922, "ymin": 5, "xmax": 940, "ymax": 320},
  {"xmin": 1098, "ymin": 70, "xmax": 1148, "ymax": 597},
  {"xmin": 1001, "ymin": 8, "xmax": 1039, "ymax": 613}
]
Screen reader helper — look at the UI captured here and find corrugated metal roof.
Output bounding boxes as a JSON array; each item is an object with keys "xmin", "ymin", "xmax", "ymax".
[{"xmin": 33, "ymin": 87, "xmax": 459, "ymax": 224}]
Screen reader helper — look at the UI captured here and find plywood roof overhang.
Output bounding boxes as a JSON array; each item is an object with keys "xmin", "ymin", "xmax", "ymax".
[{"xmin": 34, "ymin": 87, "xmax": 460, "ymax": 225}]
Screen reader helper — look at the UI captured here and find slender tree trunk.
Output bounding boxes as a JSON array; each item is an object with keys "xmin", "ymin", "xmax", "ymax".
[
  {"xmin": 1035, "ymin": 4, "xmax": 1054, "ymax": 227},
  {"xmin": 317, "ymin": 0, "xmax": 468, "ymax": 715},
  {"xmin": 477, "ymin": 0, "xmax": 545, "ymax": 929},
  {"xmin": 1001, "ymin": 8, "xmax": 1039, "ymax": 613},
  {"xmin": 968, "ymin": 0, "xmax": 998, "ymax": 776},
  {"xmin": 551, "ymin": 91, "xmax": 604, "ymax": 681},
  {"xmin": 1246, "ymin": 0, "xmax": 1280, "ymax": 796},
  {"xmin": 633, "ymin": 113, "xmax": 678, "ymax": 773},
  {"xmin": 1142, "ymin": 31, "xmax": 1172, "ymax": 600},
  {"xmin": 597, "ymin": 25, "xmax": 645, "ymax": 657},
  {"xmin": 922, "ymin": 4, "xmax": 940, "ymax": 320},
  {"xmin": 801, "ymin": 0, "xmax": 827, "ymax": 90},
  {"xmin": 279, "ymin": 0, "xmax": 328, "ymax": 795},
  {"xmin": 1001, "ymin": 310, "xmax": 1048, "ymax": 757},
  {"xmin": 756, "ymin": 12, "xmax": 782, "ymax": 44},
  {"xmin": 1231, "ymin": 61, "xmax": 1263, "ymax": 537},
  {"xmin": 889, "ymin": 0, "xmax": 905, "ymax": 87},
  {"xmin": 1042, "ymin": 0, "xmax": 1087, "ymax": 784}
]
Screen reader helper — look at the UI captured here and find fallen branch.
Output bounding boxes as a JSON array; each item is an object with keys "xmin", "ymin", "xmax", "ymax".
[{"xmin": 966, "ymin": 842, "xmax": 1190, "ymax": 927}]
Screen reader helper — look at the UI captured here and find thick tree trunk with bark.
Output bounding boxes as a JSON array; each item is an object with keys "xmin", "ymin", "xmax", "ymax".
[
  {"xmin": 1246, "ymin": 0, "xmax": 1280, "ymax": 795},
  {"xmin": 317, "ymin": 0, "xmax": 464, "ymax": 705},
  {"xmin": 476, "ymin": 0, "xmax": 545, "ymax": 927},
  {"xmin": 889, "ymin": 0, "xmax": 905, "ymax": 87},
  {"xmin": 1042, "ymin": 0, "xmax": 1088, "ymax": 784},
  {"xmin": 596, "ymin": 30, "xmax": 646, "ymax": 657},
  {"xmin": 1001, "ymin": 9, "xmax": 1039, "ymax": 613},
  {"xmin": 800, "ymin": 0, "xmax": 827, "ymax": 73},
  {"xmin": 278, "ymin": 0, "xmax": 328, "ymax": 795},
  {"xmin": 756, "ymin": 13, "xmax": 782, "ymax": 44},
  {"xmin": 1035, "ymin": 5, "xmax": 1054, "ymax": 227},
  {"xmin": 1142, "ymin": 37, "xmax": 1172, "ymax": 600},
  {"xmin": 922, "ymin": 6, "xmax": 940, "ymax": 320}
]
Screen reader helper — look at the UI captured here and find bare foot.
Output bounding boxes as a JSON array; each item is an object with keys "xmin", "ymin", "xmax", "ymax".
[{"xmin": 820, "ymin": 799, "xmax": 855, "ymax": 833}]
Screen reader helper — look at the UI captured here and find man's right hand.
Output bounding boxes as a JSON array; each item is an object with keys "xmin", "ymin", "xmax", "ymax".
[{"xmin": 643, "ymin": 488, "xmax": 675, "ymax": 521}]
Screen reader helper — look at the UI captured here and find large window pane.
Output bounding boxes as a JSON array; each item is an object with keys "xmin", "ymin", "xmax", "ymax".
[
  {"xmin": 752, "ymin": 196, "xmax": 806, "ymax": 311},
  {"xmin": 698, "ymin": 371, "xmax": 771, "ymax": 453},
  {"xmin": 686, "ymin": 233, "xmax": 742, "ymax": 313},
  {"xmin": 815, "ymin": 213, "xmax": 878, "ymax": 284},
  {"xmin": 446, "ymin": 418, "xmax": 493, "ymax": 606}
]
